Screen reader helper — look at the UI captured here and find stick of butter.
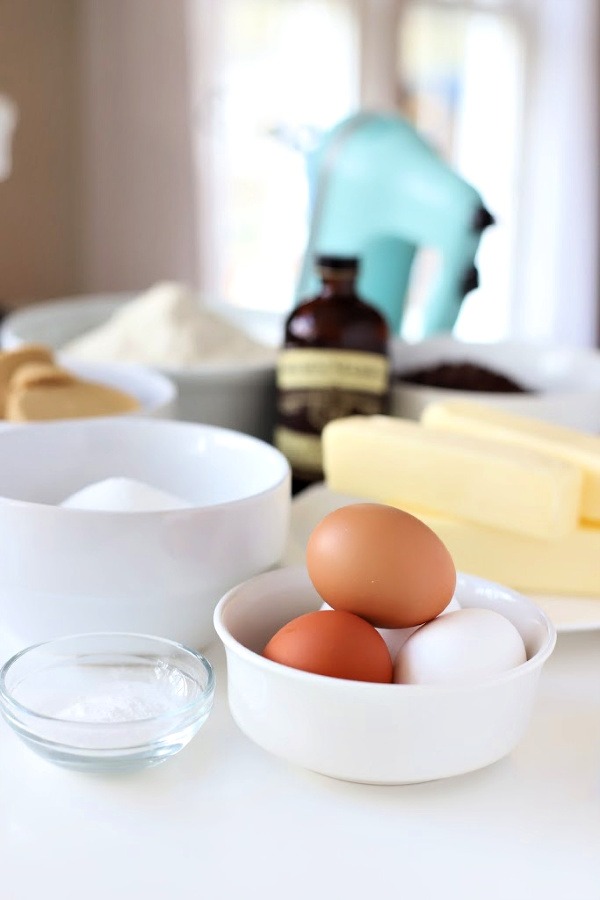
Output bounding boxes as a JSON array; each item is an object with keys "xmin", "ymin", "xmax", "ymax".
[
  {"xmin": 421, "ymin": 401, "xmax": 600, "ymax": 524},
  {"xmin": 322, "ymin": 415, "xmax": 582, "ymax": 540},
  {"xmin": 399, "ymin": 508, "xmax": 600, "ymax": 597}
]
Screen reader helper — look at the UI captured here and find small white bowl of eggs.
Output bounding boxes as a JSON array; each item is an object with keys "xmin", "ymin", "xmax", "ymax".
[{"xmin": 214, "ymin": 503, "xmax": 556, "ymax": 785}]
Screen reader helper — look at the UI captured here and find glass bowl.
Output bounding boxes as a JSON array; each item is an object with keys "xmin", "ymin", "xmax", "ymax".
[{"xmin": 0, "ymin": 633, "xmax": 215, "ymax": 772}]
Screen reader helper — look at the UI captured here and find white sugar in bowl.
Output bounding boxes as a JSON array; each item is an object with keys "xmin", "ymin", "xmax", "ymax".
[{"xmin": 0, "ymin": 418, "xmax": 290, "ymax": 648}]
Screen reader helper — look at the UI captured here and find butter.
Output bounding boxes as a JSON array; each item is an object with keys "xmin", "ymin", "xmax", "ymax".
[
  {"xmin": 400, "ymin": 509, "xmax": 600, "ymax": 597},
  {"xmin": 422, "ymin": 401, "xmax": 600, "ymax": 523},
  {"xmin": 322, "ymin": 415, "xmax": 583, "ymax": 540}
]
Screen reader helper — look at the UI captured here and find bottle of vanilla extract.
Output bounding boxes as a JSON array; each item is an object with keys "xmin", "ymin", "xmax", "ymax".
[{"xmin": 275, "ymin": 255, "xmax": 390, "ymax": 492}]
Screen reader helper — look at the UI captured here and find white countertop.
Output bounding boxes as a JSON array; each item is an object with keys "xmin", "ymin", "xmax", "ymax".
[{"xmin": 1, "ymin": 628, "xmax": 599, "ymax": 900}]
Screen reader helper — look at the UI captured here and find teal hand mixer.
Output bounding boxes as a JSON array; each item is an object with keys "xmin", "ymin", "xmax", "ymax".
[{"xmin": 297, "ymin": 112, "xmax": 494, "ymax": 335}]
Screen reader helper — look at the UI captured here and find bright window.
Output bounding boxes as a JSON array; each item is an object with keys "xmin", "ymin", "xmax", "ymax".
[
  {"xmin": 191, "ymin": 0, "xmax": 359, "ymax": 312},
  {"xmin": 398, "ymin": 2, "xmax": 525, "ymax": 341},
  {"xmin": 188, "ymin": 0, "xmax": 598, "ymax": 346}
]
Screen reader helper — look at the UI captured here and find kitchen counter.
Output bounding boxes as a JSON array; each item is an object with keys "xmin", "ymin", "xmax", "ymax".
[{"xmin": 1, "ymin": 629, "xmax": 599, "ymax": 900}]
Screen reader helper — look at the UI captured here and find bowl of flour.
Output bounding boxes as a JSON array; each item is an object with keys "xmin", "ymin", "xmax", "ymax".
[{"xmin": 1, "ymin": 283, "xmax": 284, "ymax": 441}]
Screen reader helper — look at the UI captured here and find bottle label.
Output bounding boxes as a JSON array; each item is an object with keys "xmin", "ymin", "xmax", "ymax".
[
  {"xmin": 276, "ymin": 348, "xmax": 388, "ymax": 393},
  {"xmin": 275, "ymin": 348, "xmax": 389, "ymax": 477}
]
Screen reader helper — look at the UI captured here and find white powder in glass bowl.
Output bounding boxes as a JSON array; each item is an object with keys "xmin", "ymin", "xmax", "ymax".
[{"xmin": 62, "ymin": 282, "xmax": 277, "ymax": 368}]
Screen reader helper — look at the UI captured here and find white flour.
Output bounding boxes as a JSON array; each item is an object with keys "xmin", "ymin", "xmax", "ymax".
[{"xmin": 62, "ymin": 282, "xmax": 276, "ymax": 367}]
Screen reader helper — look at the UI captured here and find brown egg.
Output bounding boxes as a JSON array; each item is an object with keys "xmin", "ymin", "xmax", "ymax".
[
  {"xmin": 306, "ymin": 503, "xmax": 456, "ymax": 629},
  {"xmin": 263, "ymin": 609, "xmax": 393, "ymax": 683}
]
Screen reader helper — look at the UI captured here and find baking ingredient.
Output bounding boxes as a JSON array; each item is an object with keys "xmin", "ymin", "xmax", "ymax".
[
  {"xmin": 0, "ymin": 343, "xmax": 139, "ymax": 421},
  {"xmin": 396, "ymin": 361, "xmax": 529, "ymax": 393},
  {"xmin": 320, "ymin": 596, "xmax": 461, "ymax": 657},
  {"xmin": 61, "ymin": 477, "xmax": 191, "ymax": 512},
  {"xmin": 8, "ymin": 379, "xmax": 139, "ymax": 422},
  {"xmin": 10, "ymin": 361, "xmax": 75, "ymax": 390},
  {"xmin": 274, "ymin": 255, "xmax": 389, "ymax": 490},
  {"xmin": 263, "ymin": 609, "xmax": 393, "ymax": 682},
  {"xmin": 322, "ymin": 415, "xmax": 582, "ymax": 540},
  {"xmin": 62, "ymin": 282, "xmax": 275, "ymax": 367},
  {"xmin": 393, "ymin": 608, "xmax": 527, "ymax": 685},
  {"xmin": 56, "ymin": 682, "xmax": 182, "ymax": 723},
  {"xmin": 400, "ymin": 507, "xmax": 600, "ymax": 596},
  {"xmin": 306, "ymin": 503, "xmax": 456, "ymax": 629},
  {"xmin": 422, "ymin": 400, "xmax": 600, "ymax": 523},
  {"xmin": 0, "ymin": 344, "xmax": 53, "ymax": 415}
]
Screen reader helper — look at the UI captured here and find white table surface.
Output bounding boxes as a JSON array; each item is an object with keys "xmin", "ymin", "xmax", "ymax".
[{"xmin": 1, "ymin": 626, "xmax": 599, "ymax": 900}]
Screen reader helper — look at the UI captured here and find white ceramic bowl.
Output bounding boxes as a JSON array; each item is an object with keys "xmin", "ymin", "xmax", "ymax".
[
  {"xmin": 0, "ymin": 295, "xmax": 281, "ymax": 441},
  {"xmin": 214, "ymin": 565, "xmax": 555, "ymax": 785},
  {"xmin": 391, "ymin": 335, "xmax": 600, "ymax": 432},
  {"xmin": 0, "ymin": 358, "xmax": 177, "ymax": 429},
  {"xmin": 0, "ymin": 418, "xmax": 290, "ymax": 648}
]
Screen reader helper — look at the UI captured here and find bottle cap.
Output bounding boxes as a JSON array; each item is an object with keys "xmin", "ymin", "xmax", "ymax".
[{"xmin": 316, "ymin": 255, "xmax": 359, "ymax": 273}]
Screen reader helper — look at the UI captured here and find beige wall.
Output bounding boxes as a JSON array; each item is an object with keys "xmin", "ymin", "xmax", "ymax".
[
  {"xmin": 0, "ymin": 0, "xmax": 81, "ymax": 307},
  {"xmin": 0, "ymin": 0, "xmax": 196, "ymax": 309},
  {"xmin": 77, "ymin": 0, "xmax": 196, "ymax": 293}
]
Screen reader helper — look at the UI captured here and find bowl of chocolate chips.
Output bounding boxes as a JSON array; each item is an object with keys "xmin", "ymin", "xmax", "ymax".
[{"xmin": 390, "ymin": 336, "xmax": 600, "ymax": 433}]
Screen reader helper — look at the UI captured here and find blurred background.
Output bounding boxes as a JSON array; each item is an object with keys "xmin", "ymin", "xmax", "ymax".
[{"xmin": 0, "ymin": 0, "xmax": 598, "ymax": 346}]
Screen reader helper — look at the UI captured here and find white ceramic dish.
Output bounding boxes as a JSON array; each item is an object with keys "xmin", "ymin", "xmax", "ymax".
[
  {"xmin": 391, "ymin": 335, "xmax": 600, "ymax": 432},
  {"xmin": 286, "ymin": 483, "xmax": 600, "ymax": 634},
  {"xmin": 214, "ymin": 565, "xmax": 555, "ymax": 784},
  {"xmin": 0, "ymin": 295, "xmax": 282, "ymax": 441},
  {"xmin": 0, "ymin": 417, "xmax": 290, "ymax": 648},
  {"xmin": 526, "ymin": 595, "xmax": 600, "ymax": 633}
]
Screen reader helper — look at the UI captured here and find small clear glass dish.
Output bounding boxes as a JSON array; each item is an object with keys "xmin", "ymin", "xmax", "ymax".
[{"xmin": 0, "ymin": 633, "xmax": 215, "ymax": 772}]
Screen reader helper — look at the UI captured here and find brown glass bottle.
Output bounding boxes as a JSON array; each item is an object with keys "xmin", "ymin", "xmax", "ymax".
[{"xmin": 275, "ymin": 255, "xmax": 390, "ymax": 492}]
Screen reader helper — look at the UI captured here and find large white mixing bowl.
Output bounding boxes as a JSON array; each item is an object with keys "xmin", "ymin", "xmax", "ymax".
[{"xmin": 0, "ymin": 417, "xmax": 290, "ymax": 648}]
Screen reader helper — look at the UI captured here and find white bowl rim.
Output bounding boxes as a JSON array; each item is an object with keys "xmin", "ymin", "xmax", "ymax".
[
  {"xmin": 0, "ymin": 418, "xmax": 290, "ymax": 517},
  {"xmin": 390, "ymin": 334, "xmax": 600, "ymax": 403},
  {"xmin": 391, "ymin": 378, "xmax": 600, "ymax": 401},
  {"xmin": 213, "ymin": 565, "xmax": 557, "ymax": 694},
  {"xmin": 59, "ymin": 358, "xmax": 179, "ymax": 411},
  {"xmin": 1, "ymin": 295, "xmax": 279, "ymax": 376},
  {"xmin": 155, "ymin": 357, "xmax": 275, "ymax": 377}
]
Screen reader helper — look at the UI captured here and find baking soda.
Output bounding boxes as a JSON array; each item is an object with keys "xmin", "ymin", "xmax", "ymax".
[{"xmin": 56, "ymin": 682, "xmax": 185, "ymax": 723}]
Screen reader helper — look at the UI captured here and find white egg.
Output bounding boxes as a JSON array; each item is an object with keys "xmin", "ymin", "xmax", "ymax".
[
  {"xmin": 393, "ymin": 608, "xmax": 527, "ymax": 685},
  {"xmin": 443, "ymin": 597, "xmax": 461, "ymax": 615},
  {"xmin": 377, "ymin": 624, "xmax": 418, "ymax": 659},
  {"xmin": 319, "ymin": 596, "xmax": 462, "ymax": 659}
]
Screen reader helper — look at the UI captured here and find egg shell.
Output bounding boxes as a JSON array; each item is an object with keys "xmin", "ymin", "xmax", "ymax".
[
  {"xmin": 306, "ymin": 503, "xmax": 456, "ymax": 628},
  {"xmin": 377, "ymin": 596, "xmax": 461, "ymax": 657},
  {"xmin": 320, "ymin": 596, "xmax": 462, "ymax": 658},
  {"xmin": 393, "ymin": 608, "xmax": 527, "ymax": 686},
  {"xmin": 263, "ymin": 609, "xmax": 393, "ymax": 683}
]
